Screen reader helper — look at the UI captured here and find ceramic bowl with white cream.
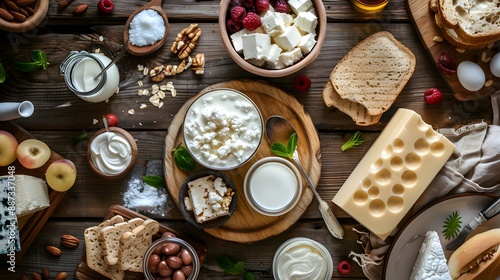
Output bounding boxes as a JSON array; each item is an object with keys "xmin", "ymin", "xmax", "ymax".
[
  {"xmin": 244, "ymin": 157, "xmax": 302, "ymax": 216},
  {"xmin": 273, "ymin": 237, "xmax": 333, "ymax": 280},
  {"xmin": 182, "ymin": 88, "xmax": 264, "ymax": 170},
  {"xmin": 87, "ymin": 127, "xmax": 138, "ymax": 179}
]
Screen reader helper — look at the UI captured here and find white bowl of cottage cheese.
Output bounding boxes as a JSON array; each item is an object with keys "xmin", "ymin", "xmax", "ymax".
[{"xmin": 182, "ymin": 88, "xmax": 264, "ymax": 170}]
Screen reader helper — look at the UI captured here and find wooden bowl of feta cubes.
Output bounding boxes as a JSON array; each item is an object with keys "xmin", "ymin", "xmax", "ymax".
[{"xmin": 219, "ymin": 0, "xmax": 326, "ymax": 78}]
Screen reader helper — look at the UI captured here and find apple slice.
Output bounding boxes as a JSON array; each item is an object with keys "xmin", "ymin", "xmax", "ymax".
[
  {"xmin": 45, "ymin": 159, "xmax": 77, "ymax": 192},
  {"xmin": 16, "ymin": 139, "xmax": 51, "ymax": 169},
  {"xmin": 0, "ymin": 130, "xmax": 18, "ymax": 166}
]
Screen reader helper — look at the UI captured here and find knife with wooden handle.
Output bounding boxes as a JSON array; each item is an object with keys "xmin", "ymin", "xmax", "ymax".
[{"xmin": 445, "ymin": 197, "xmax": 500, "ymax": 251}]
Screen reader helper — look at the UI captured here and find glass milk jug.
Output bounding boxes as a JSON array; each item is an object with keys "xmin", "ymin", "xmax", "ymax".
[{"xmin": 60, "ymin": 51, "xmax": 120, "ymax": 103}]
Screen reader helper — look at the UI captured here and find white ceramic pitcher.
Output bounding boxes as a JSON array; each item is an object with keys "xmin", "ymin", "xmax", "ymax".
[{"xmin": 0, "ymin": 101, "xmax": 34, "ymax": 121}]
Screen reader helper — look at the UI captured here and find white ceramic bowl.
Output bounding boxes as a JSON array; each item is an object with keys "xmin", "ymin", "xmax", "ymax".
[
  {"xmin": 182, "ymin": 88, "xmax": 263, "ymax": 170},
  {"xmin": 244, "ymin": 157, "xmax": 302, "ymax": 216}
]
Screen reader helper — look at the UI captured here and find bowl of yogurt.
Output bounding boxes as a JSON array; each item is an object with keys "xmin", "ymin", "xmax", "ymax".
[
  {"xmin": 87, "ymin": 127, "xmax": 138, "ymax": 179},
  {"xmin": 182, "ymin": 88, "xmax": 264, "ymax": 170},
  {"xmin": 273, "ymin": 237, "xmax": 333, "ymax": 280},
  {"xmin": 244, "ymin": 157, "xmax": 302, "ymax": 216}
]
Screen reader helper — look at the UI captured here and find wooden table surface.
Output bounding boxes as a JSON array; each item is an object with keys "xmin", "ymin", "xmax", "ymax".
[{"xmin": 0, "ymin": 0, "xmax": 495, "ymax": 279}]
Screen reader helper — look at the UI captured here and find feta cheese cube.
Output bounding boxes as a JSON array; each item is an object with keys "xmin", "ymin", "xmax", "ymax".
[
  {"xmin": 288, "ymin": 0, "xmax": 313, "ymax": 14},
  {"xmin": 261, "ymin": 10, "xmax": 285, "ymax": 37},
  {"xmin": 247, "ymin": 58, "xmax": 266, "ymax": 67},
  {"xmin": 230, "ymin": 27, "xmax": 266, "ymax": 54},
  {"xmin": 273, "ymin": 26, "xmax": 302, "ymax": 51},
  {"xmin": 280, "ymin": 47, "xmax": 303, "ymax": 66},
  {"xmin": 268, "ymin": 59, "xmax": 286, "ymax": 69},
  {"xmin": 264, "ymin": 44, "xmax": 283, "ymax": 64},
  {"xmin": 294, "ymin": 12, "xmax": 318, "ymax": 34},
  {"xmin": 242, "ymin": 33, "xmax": 271, "ymax": 60},
  {"xmin": 297, "ymin": 33, "xmax": 317, "ymax": 54},
  {"xmin": 277, "ymin": 12, "xmax": 295, "ymax": 27}
]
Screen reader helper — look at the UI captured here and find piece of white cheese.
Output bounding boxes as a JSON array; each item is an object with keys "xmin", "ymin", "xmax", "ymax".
[
  {"xmin": 288, "ymin": 0, "xmax": 313, "ymax": 14},
  {"xmin": 294, "ymin": 11, "xmax": 318, "ymax": 34},
  {"xmin": 0, "ymin": 176, "xmax": 21, "ymax": 254},
  {"xmin": 297, "ymin": 33, "xmax": 317, "ymax": 54},
  {"xmin": 409, "ymin": 231, "xmax": 451, "ymax": 280},
  {"xmin": 277, "ymin": 12, "xmax": 295, "ymax": 27},
  {"xmin": 242, "ymin": 33, "xmax": 271, "ymax": 60},
  {"xmin": 14, "ymin": 175, "xmax": 50, "ymax": 217},
  {"xmin": 261, "ymin": 10, "xmax": 285, "ymax": 37},
  {"xmin": 273, "ymin": 26, "xmax": 302, "ymax": 51},
  {"xmin": 263, "ymin": 44, "xmax": 283, "ymax": 64},
  {"xmin": 280, "ymin": 47, "xmax": 303, "ymax": 66},
  {"xmin": 230, "ymin": 27, "xmax": 266, "ymax": 54}
]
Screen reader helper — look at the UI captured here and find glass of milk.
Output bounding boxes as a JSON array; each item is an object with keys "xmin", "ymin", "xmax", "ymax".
[{"xmin": 60, "ymin": 51, "xmax": 120, "ymax": 103}]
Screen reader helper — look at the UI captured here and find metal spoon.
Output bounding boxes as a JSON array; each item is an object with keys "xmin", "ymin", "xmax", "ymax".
[{"xmin": 265, "ymin": 115, "xmax": 344, "ymax": 239}]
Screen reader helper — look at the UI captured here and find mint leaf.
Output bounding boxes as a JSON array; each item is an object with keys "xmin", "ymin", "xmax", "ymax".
[
  {"xmin": 270, "ymin": 142, "xmax": 289, "ymax": 157},
  {"xmin": 14, "ymin": 61, "xmax": 41, "ymax": 72},
  {"xmin": 286, "ymin": 133, "xmax": 298, "ymax": 156},
  {"xmin": 173, "ymin": 146, "xmax": 196, "ymax": 171},
  {"xmin": 142, "ymin": 175, "xmax": 165, "ymax": 189},
  {"xmin": 14, "ymin": 50, "xmax": 49, "ymax": 72},
  {"xmin": 0, "ymin": 63, "xmax": 5, "ymax": 83},
  {"xmin": 217, "ymin": 255, "xmax": 253, "ymax": 278},
  {"xmin": 244, "ymin": 271, "xmax": 255, "ymax": 280}
]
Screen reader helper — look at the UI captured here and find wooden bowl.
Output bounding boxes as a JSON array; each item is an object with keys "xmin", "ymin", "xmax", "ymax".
[
  {"xmin": 218, "ymin": 0, "xmax": 326, "ymax": 78},
  {"xmin": 87, "ymin": 127, "xmax": 138, "ymax": 179},
  {"xmin": 0, "ymin": 0, "xmax": 49, "ymax": 33}
]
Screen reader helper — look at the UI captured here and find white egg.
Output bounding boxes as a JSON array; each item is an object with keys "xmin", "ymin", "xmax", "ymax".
[
  {"xmin": 490, "ymin": 52, "xmax": 500, "ymax": 77},
  {"xmin": 457, "ymin": 61, "xmax": 485, "ymax": 91}
]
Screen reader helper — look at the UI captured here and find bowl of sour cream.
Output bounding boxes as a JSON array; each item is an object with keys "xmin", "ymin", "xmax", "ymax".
[
  {"xmin": 273, "ymin": 237, "xmax": 333, "ymax": 280},
  {"xmin": 87, "ymin": 127, "xmax": 138, "ymax": 179},
  {"xmin": 182, "ymin": 88, "xmax": 264, "ymax": 170}
]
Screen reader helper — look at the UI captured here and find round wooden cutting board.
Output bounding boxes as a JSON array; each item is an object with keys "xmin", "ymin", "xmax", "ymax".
[{"xmin": 164, "ymin": 80, "xmax": 322, "ymax": 243}]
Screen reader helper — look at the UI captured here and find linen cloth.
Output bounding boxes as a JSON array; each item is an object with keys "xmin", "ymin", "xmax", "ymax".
[{"xmin": 351, "ymin": 92, "xmax": 500, "ymax": 279}]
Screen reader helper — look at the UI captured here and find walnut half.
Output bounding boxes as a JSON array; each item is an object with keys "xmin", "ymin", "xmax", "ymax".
[
  {"xmin": 192, "ymin": 54, "xmax": 205, "ymax": 75},
  {"xmin": 171, "ymin": 23, "xmax": 202, "ymax": 60}
]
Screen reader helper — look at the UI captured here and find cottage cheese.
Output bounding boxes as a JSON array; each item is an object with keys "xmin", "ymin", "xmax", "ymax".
[{"xmin": 183, "ymin": 89, "xmax": 263, "ymax": 170}]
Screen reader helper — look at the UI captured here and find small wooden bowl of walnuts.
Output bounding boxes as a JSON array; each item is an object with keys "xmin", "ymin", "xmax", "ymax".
[{"xmin": 0, "ymin": 0, "xmax": 49, "ymax": 32}]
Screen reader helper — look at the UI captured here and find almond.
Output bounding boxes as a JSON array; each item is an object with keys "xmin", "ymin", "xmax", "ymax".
[
  {"xmin": 46, "ymin": 245, "xmax": 62, "ymax": 256},
  {"xmin": 4, "ymin": 0, "xmax": 20, "ymax": 12},
  {"xmin": 42, "ymin": 268, "xmax": 49, "ymax": 280},
  {"xmin": 31, "ymin": 272, "xmax": 42, "ymax": 280},
  {"xmin": 20, "ymin": 274, "xmax": 29, "ymax": 280},
  {"xmin": 60, "ymin": 234, "xmax": 79, "ymax": 249},
  {"xmin": 0, "ymin": 7, "xmax": 14, "ymax": 21},
  {"xmin": 54, "ymin": 272, "xmax": 67, "ymax": 280},
  {"xmin": 57, "ymin": 0, "xmax": 73, "ymax": 11},
  {"xmin": 18, "ymin": 7, "xmax": 29, "ymax": 17},
  {"xmin": 13, "ymin": 0, "xmax": 36, "ymax": 7},
  {"xmin": 24, "ymin": 5, "xmax": 34, "ymax": 15},
  {"xmin": 72, "ymin": 4, "xmax": 87, "ymax": 15},
  {"xmin": 10, "ymin": 11, "xmax": 26, "ymax": 22}
]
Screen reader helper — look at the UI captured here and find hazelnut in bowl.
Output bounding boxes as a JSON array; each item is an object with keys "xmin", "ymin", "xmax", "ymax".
[
  {"xmin": 143, "ymin": 236, "xmax": 201, "ymax": 280},
  {"xmin": 182, "ymin": 88, "xmax": 264, "ymax": 171},
  {"xmin": 87, "ymin": 127, "xmax": 138, "ymax": 179},
  {"xmin": 219, "ymin": 0, "xmax": 326, "ymax": 77},
  {"xmin": 179, "ymin": 169, "xmax": 237, "ymax": 229},
  {"xmin": 0, "ymin": 0, "xmax": 49, "ymax": 33}
]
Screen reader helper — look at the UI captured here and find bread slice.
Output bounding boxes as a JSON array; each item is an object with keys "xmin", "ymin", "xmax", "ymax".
[
  {"xmin": 118, "ymin": 219, "xmax": 159, "ymax": 272},
  {"xmin": 84, "ymin": 215, "xmax": 125, "ymax": 280},
  {"xmin": 322, "ymin": 79, "xmax": 382, "ymax": 126},
  {"xmin": 100, "ymin": 217, "xmax": 144, "ymax": 266},
  {"xmin": 330, "ymin": 31, "xmax": 416, "ymax": 116}
]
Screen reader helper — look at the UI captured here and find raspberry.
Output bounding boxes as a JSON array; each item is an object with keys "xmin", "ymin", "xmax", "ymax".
[
  {"xmin": 242, "ymin": 0, "xmax": 255, "ymax": 8},
  {"xmin": 226, "ymin": 19, "xmax": 243, "ymax": 34},
  {"xmin": 337, "ymin": 260, "xmax": 351, "ymax": 274},
  {"xmin": 230, "ymin": 0, "xmax": 243, "ymax": 6},
  {"xmin": 231, "ymin": 6, "xmax": 247, "ymax": 23},
  {"xmin": 294, "ymin": 75, "xmax": 311, "ymax": 92},
  {"xmin": 97, "ymin": 0, "xmax": 114, "ymax": 14},
  {"xmin": 242, "ymin": 12, "xmax": 262, "ymax": 31},
  {"xmin": 274, "ymin": 0, "xmax": 290, "ymax": 13},
  {"xmin": 255, "ymin": 0, "xmax": 270, "ymax": 14},
  {"xmin": 424, "ymin": 87, "xmax": 443, "ymax": 105}
]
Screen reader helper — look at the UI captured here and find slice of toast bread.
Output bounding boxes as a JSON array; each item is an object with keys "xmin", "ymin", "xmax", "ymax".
[
  {"xmin": 100, "ymin": 217, "xmax": 144, "ymax": 266},
  {"xmin": 118, "ymin": 219, "xmax": 159, "ymax": 272},
  {"xmin": 84, "ymin": 215, "xmax": 125, "ymax": 280},
  {"xmin": 330, "ymin": 31, "xmax": 416, "ymax": 116},
  {"xmin": 322, "ymin": 79, "xmax": 382, "ymax": 126}
]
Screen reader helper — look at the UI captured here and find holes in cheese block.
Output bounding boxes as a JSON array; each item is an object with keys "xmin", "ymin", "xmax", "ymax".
[
  {"xmin": 387, "ymin": 196, "xmax": 404, "ymax": 213},
  {"xmin": 369, "ymin": 199, "xmax": 386, "ymax": 217},
  {"xmin": 414, "ymin": 138, "xmax": 430, "ymax": 155},
  {"xmin": 390, "ymin": 156, "xmax": 404, "ymax": 171},
  {"xmin": 392, "ymin": 184, "xmax": 405, "ymax": 195},
  {"xmin": 405, "ymin": 152, "xmax": 421, "ymax": 170},
  {"xmin": 401, "ymin": 170, "xmax": 417, "ymax": 187},
  {"xmin": 426, "ymin": 128, "xmax": 440, "ymax": 142},
  {"xmin": 417, "ymin": 118, "xmax": 428, "ymax": 131},
  {"xmin": 392, "ymin": 138, "xmax": 404, "ymax": 153},
  {"xmin": 362, "ymin": 178, "xmax": 371, "ymax": 189},
  {"xmin": 431, "ymin": 141, "xmax": 446, "ymax": 156},
  {"xmin": 375, "ymin": 168, "xmax": 392, "ymax": 185},
  {"xmin": 353, "ymin": 190, "xmax": 369, "ymax": 205},
  {"xmin": 368, "ymin": 186, "xmax": 380, "ymax": 198},
  {"xmin": 381, "ymin": 145, "xmax": 393, "ymax": 159},
  {"xmin": 370, "ymin": 159, "xmax": 384, "ymax": 172}
]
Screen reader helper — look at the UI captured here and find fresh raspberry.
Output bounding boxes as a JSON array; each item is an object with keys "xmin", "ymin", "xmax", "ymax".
[
  {"xmin": 274, "ymin": 0, "xmax": 290, "ymax": 13},
  {"xmin": 242, "ymin": 12, "xmax": 262, "ymax": 31},
  {"xmin": 424, "ymin": 88, "xmax": 443, "ymax": 105},
  {"xmin": 230, "ymin": 0, "xmax": 243, "ymax": 7},
  {"xmin": 231, "ymin": 6, "xmax": 247, "ymax": 23},
  {"xmin": 97, "ymin": 0, "xmax": 114, "ymax": 14},
  {"xmin": 294, "ymin": 75, "xmax": 311, "ymax": 92},
  {"xmin": 337, "ymin": 260, "xmax": 352, "ymax": 274},
  {"xmin": 241, "ymin": 0, "xmax": 255, "ymax": 8},
  {"xmin": 255, "ymin": 0, "xmax": 270, "ymax": 14},
  {"xmin": 226, "ymin": 19, "xmax": 242, "ymax": 34}
]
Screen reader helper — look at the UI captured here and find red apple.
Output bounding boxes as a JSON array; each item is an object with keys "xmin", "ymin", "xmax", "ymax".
[
  {"xmin": 0, "ymin": 130, "xmax": 18, "ymax": 166},
  {"xmin": 16, "ymin": 139, "xmax": 51, "ymax": 169},
  {"xmin": 45, "ymin": 159, "xmax": 77, "ymax": 192}
]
